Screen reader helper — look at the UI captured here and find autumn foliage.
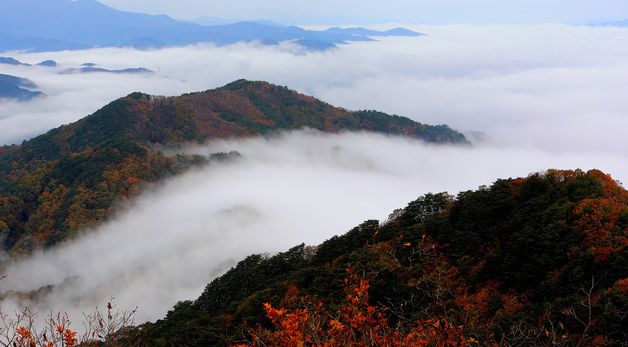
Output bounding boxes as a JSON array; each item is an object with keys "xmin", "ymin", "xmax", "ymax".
[
  {"xmin": 2, "ymin": 169, "xmax": 624, "ymax": 346},
  {"xmin": 0, "ymin": 301, "xmax": 136, "ymax": 347},
  {"xmin": 0, "ymin": 80, "xmax": 466, "ymax": 254},
  {"xmin": 13, "ymin": 324, "xmax": 78, "ymax": 347},
  {"xmin": 135, "ymin": 169, "xmax": 625, "ymax": 346},
  {"xmin": 4, "ymin": 312, "xmax": 78, "ymax": 347},
  {"xmin": 236, "ymin": 269, "xmax": 469, "ymax": 347}
]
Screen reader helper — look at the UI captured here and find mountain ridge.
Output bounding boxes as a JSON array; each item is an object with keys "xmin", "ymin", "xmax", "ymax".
[
  {"xmin": 0, "ymin": 0, "xmax": 422, "ymax": 52},
  {"xmin": 0, "ymin": 80, "xmax": 467, "ymax": 254},
  {"xmin": 124, "ymin": 168, "xmax": 627, "ymax": 346}
]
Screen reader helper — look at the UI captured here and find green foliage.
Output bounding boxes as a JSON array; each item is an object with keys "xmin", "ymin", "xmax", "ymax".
[
  {"xmin": 133, "ymin": 169, "xmax": 627, "ymax": 346},
  {"xmin": 352, "ymin": 110, "xmax": 469, "ymax": 144},
  {"xmin": 311, "ymin": 220, "xmax": 379, "ymax": 264}
]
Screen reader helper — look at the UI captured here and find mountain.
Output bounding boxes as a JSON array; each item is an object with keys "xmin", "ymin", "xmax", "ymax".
[
  {"xmin": 0, "ymin": 74, "xmax": 44, "ymax": 101},
  {"xmin": 0, "ymin": 34, "xmax": 91, "ymax": 52},
  {"xmin": 0, "ymin": 56, "xmax": 57, "ymax": 67},
  {"xmin": 0, "ymin": 80, "xmax": 467, "ymax": 254},
  {"xmin": 0, "ymin": 0, "xmax": 422, "ymax": 52},
  {"xmin": 0, "ymin": 0, "xmax": 207, "ymax": 48},
  {"xmin": 125, "ymin": 169, "xmax": 627, "ymax": 346},
  {"xmin": 37, "ymin": 60, "xmax": 58, "ymax": 67},
  {"xmin": 0, "ymin": 56, "xmax": 29, "ymax": 66}
]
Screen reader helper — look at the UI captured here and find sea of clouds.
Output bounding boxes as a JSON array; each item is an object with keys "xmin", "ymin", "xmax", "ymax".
[
  {"xmin": 1, "ymin": 130, "xmax": 624, "ymax": 324},
  {"xmin": 2, "ymin": 25, "xmax": 628, "ymax": 155},
  {"xmin": 0, "ymin": 24, "xmax": 627, "ymax": 326}
]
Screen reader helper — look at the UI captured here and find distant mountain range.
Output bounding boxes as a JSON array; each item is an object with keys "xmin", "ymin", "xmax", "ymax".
[
  {"xmin": 0, "ymin": 80, "xmax": 467, "ymax": 253},
  {"xmin": 0, "ymin": 0, "xmax": 422, "ymax": 52},
  {"xmin": 0, "ymin": 74, "xmax": 44, "ymax": 101}
]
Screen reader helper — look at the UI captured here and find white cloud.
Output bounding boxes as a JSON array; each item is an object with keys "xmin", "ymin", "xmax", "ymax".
[{"xmin": 0, "ymin": 130, "xmax": 624, "ymax": 326}]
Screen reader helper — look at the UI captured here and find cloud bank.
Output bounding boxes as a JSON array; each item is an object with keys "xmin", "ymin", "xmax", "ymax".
[{"xmin": 1, "ymin": 130, "xmax": 625, "ymax": 325}]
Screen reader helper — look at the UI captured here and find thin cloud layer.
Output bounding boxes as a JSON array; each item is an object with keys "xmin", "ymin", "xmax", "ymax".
[{"xmin": 1, "ymin": 130, "xmax": 624, "ymax": 325}]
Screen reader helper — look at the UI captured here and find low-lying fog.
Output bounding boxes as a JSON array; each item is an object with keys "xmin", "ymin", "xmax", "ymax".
[{"xmin": 1, "ymin": 131, "xmax": 625, "ymax": 324}]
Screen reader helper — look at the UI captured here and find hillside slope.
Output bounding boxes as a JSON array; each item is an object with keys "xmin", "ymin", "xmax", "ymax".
[
  {"xmin": 0, "ymin": 80, "xmax": 467, "ymax": 254},
  {"xmin": 133, "ymin": 169, "xmax": 627, "ymax": 346}
]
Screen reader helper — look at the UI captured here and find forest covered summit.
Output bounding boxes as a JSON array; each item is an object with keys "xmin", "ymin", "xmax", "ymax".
[
  {"xmin": 132, "ymin": 169, "xmax": 627, "ymax": 346},
  {"xmin": 0, "ymin": 80, "xmax": 467, "ymax": 254}
]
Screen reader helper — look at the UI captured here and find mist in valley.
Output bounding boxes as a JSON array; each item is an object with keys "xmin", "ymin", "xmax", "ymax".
[{"xmin": 0, "ymin": 130, "xmax": 625, "ymax": 324}]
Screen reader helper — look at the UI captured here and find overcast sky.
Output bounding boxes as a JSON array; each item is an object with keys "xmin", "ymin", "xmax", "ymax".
[{"xmin": 97, "ymin": 0, "xmax": 628, "ymax": 25}]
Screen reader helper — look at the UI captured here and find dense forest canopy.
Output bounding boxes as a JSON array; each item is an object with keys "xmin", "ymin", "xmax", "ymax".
[{"xmin": 124, "ymin": 169, "xmax": 627, "ymax": 346}]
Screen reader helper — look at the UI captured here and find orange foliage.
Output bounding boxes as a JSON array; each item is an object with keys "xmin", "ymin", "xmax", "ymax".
[
  {"xmin": 62, "ymin": 329, "xmax": 77, "ymax": 346},
  {"xmin": 12, "ymin": 325, "xmax": 77, "ymax": 347},
  {"xmin": 613, "ymin": 278, "xmax": 628, "ymax": 295},
  {"xmin": 16, "ymin": 326, "xmax": 35, "ymax": 347},
  {"xmin": 238, "ymin": 269, "xmax": 470, "ymax": 347},
  {"xmin": 572, "ymin": 197, "xmax": 627, "ymax": 263},
  {"xmin": 586, "ymin": 169, "xmax": 628, "ymax": 203}
]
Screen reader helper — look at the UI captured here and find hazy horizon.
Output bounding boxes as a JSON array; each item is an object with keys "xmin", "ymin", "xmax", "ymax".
[{"xmin": 97, "ymin": 0, "xmax": 628, "ymax": 25}]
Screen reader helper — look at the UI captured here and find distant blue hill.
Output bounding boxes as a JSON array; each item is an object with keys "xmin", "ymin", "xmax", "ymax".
[
  {"xmin": 0, "ymin": 56, "xmax": 29, "ymax": 66},
  {"xmin": 0, "ymin": 56, "xmax": 55, "ymax": 67},
  {"xmin": 588, "ymin": 19, "xmax": 628, "ymax": 27},
  {"xmin": 0, "ymin": 0, "xmax": 423, "ymax": 52},
  {"xmin": 0, "ymin": 74, "xmax": 44, "ymax": 101},
  {"xmin": 603, "ymin": 20, "xmax": 628, "ymax": 27},
  {"xmin": 37, "ymin": 60, "xmax": 58, "ymax": 67}
]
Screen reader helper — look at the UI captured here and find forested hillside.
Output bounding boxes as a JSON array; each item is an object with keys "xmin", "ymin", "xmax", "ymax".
[
  {"xmin": 129, "ymin": 169, "xmax": 627, "ymax": 346},
  {"xmin": 0, "ymin": 80, "xmax": 467, "ymax": 254}
]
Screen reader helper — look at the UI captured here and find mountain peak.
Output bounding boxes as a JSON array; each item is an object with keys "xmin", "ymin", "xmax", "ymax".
[
  {"xmin": 220, "ymin": 79, "xmax": 276, "ymax": 91},
  {"xmin": 0, "ymin": 81, "xmax": 467, "ymax": 251},
  {"xmin": 111, "ymin": 80, "xmax": 467, "ymax": 146}
]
